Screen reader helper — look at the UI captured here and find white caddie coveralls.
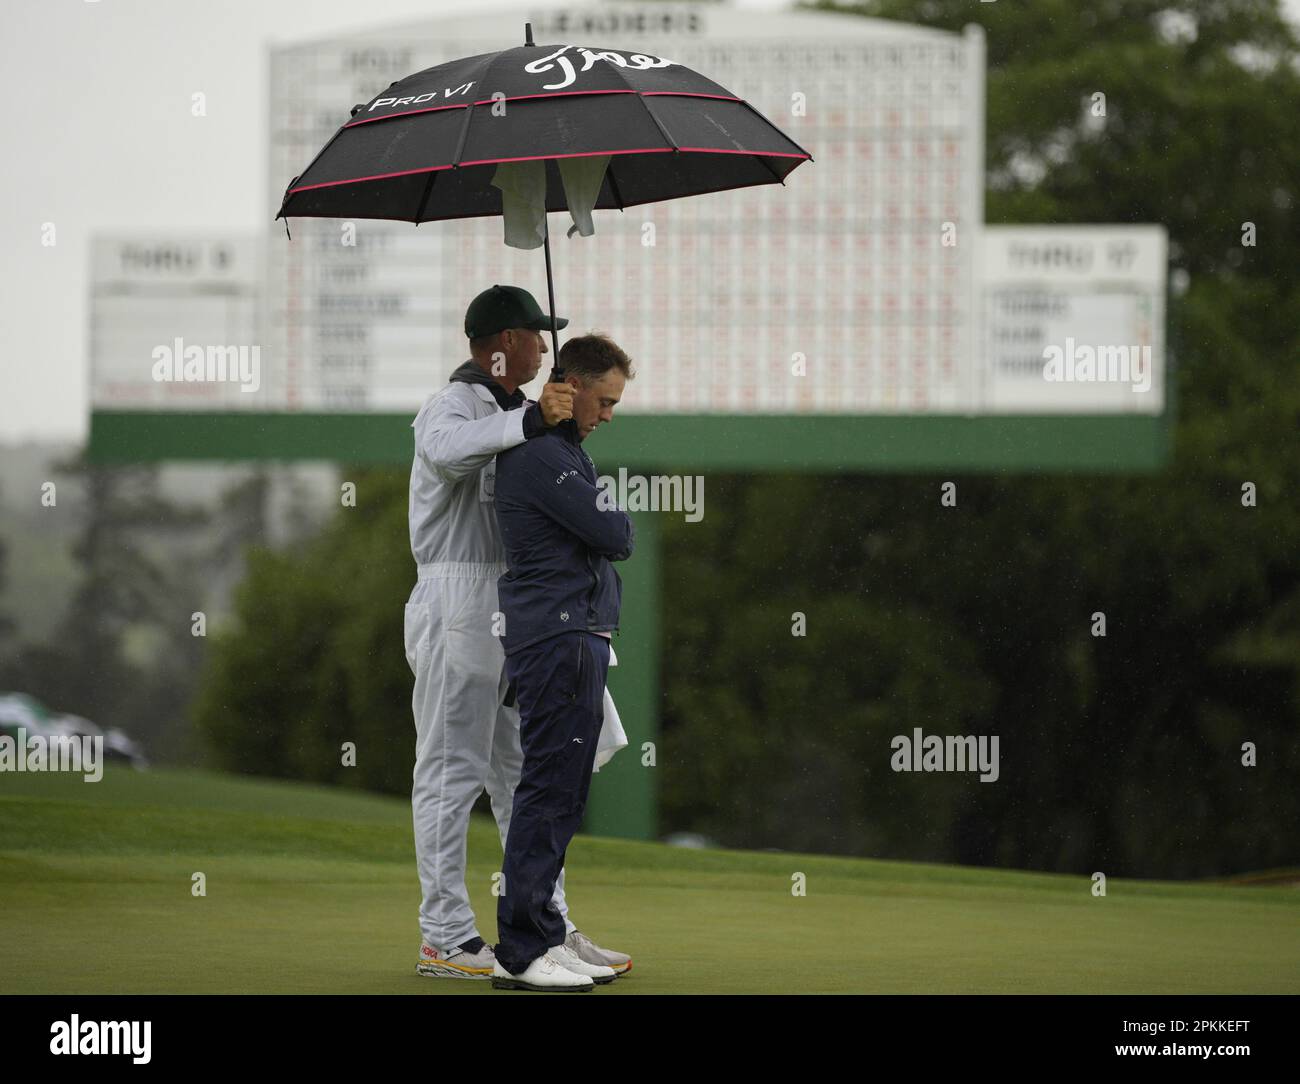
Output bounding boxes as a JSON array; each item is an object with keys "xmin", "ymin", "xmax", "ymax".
[{"xmin": 404, "ymin": 369, "xmax": 625, "ymax": 950}]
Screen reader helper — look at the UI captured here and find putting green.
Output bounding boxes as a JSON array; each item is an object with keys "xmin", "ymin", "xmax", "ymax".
[{"xmin": 2, "ymin": 767, "xmax": 1297, "ymax": 994}]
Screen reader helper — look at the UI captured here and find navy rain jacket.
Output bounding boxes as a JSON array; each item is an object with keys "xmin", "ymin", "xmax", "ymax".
[{"xmin": 494, "ymin": 423, "xmax": 634, "ymax": 655}]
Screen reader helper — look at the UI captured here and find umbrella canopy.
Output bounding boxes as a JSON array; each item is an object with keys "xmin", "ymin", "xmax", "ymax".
[{"xmin": 276, "ymin": 40, "xmax": 812, "ymax": 224}]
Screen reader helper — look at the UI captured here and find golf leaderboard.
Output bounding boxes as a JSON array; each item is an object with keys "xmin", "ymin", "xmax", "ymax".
[{"xmin": 91, "ymin": 3, "xmax": 1168, "ymax": 469}]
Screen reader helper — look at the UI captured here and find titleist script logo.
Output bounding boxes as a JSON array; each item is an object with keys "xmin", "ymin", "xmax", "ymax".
[
  {"xmin": 366, "ymin": 46, "xmax": 676, "ymax": 111},
  {"xmin": 524, "ymin": 45, "xmax": 675, "ymax": 90}
]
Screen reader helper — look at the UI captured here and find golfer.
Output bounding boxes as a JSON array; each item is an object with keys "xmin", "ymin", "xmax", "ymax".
[
  {"xmin": 405, "ymin": 286, "xmax": 630, "ymax": 980},
  {"xmin": 490, "ymin": 333, "xmax": 635, "ymax": 992}
]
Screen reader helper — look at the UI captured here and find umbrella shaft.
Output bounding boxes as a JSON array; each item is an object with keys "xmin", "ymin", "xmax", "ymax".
[{"xmin": 543, "ymin": 214, "xmax": 564, "ymax": 381}]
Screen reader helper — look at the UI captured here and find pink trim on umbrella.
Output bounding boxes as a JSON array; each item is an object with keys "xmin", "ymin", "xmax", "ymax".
[
  {"xmin": 345, "ymin": 103, "xmax": 469, "ymax": 128},
  {"xmin": 349, "ymin": 89, "xmax": 744, "ymax": 126},
  {"xmin": 288, "ymin": 164, "xmax": 455, "ymax": 194},
  {"xmin": 287, "ymin": 147, "xmax": 809, "ymax": 196},
  {"xmin": 676, "ymin": 147, "xmax": 809, "ymax": 158},
  {"xmin": 641, "ymin": 92, "xmax": 741, "ymax": 101},
  {"xmin": 285, "ymin": 173, "xmax": 807, "ymax": 224}
]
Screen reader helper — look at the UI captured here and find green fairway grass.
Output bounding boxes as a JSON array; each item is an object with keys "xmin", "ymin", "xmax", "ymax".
[{"xmin": 2, "ymin": 767, "xmax": 1297, "ymax": 994}]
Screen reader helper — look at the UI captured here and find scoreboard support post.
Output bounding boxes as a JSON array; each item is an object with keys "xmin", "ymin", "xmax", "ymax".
[{"xmin": 583, "ymin": 508, "xmax": 660, "ymax": 840}]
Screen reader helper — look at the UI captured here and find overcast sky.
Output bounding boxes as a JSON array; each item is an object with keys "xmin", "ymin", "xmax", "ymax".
[{"xmin": 2, "ymin": 0, "xmax": 1296, "ymax": 443}]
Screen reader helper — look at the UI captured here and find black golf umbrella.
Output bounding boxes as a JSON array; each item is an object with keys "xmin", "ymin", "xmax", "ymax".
[{"xmin": 276, "ymin": 25, "xmax": 811, "ymax": 372}]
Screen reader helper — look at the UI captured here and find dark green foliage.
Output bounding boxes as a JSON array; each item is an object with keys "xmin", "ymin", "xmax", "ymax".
[
  {"xmin": 194, "ymin": 468, "xmax": 415, "ymax": 795},
  {"xmin": 658, "ymin": 1, "xmax": 1300, "ymax": 874},
  {"xmin": 0, "ymin": 457, "xmax": 211, "ymax": 761}
]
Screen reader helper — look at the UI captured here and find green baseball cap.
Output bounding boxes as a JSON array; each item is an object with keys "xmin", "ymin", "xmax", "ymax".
[{"xmin": 464, "ymin": 284, "xmax": 568, "ymax": 339}]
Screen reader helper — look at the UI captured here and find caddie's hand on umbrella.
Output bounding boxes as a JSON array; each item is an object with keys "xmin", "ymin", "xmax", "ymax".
[{"xmin": 538, "ymin": 380, "xmax": 575, "ymax": 425}]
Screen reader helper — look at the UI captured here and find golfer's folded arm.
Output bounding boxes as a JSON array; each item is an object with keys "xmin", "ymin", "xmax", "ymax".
[
  {"xmin": 516, "ymin": 452, "xmax": 635, "ymax": 560},
  {"xmin": 417, "ymin": 394, "xmax": 526, "ymax": 483}
]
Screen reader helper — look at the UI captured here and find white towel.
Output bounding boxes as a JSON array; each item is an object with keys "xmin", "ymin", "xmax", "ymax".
[
  {"xmin": 594, "ymin": 642, "xmax": 629, "ymax": 772},
  {"xmin": 491, "ymin": 155, "xmax": 610, "ymax": 250},
  {"xmin": 558, "ymin": 155, "xmax": 609, "ymax": 239},
  {"xmin": 491, "ymin": 159, "xmax": 547, "ymax": 249}
]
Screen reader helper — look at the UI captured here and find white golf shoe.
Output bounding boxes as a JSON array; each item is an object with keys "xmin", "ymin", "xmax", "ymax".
[
  {"xmin": 547, "ymin": 942, "xmax": 617, "ymax": 984},
  {"xmin": 491, "ymin": 950, "xmax": 595, "ymax": 992}
]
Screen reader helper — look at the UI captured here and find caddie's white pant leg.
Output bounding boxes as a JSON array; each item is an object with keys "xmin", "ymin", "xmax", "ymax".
[
  {"xmin": 406, "ymin": 572, "xmax": 500, "ymax": 950},
  {"xmin": 486, "ymin": 678, "xmax": 575, "ymax": 935}
]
